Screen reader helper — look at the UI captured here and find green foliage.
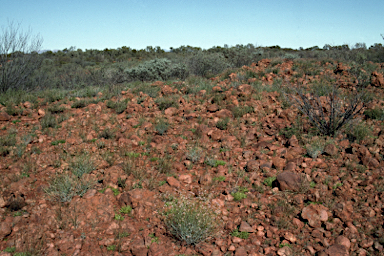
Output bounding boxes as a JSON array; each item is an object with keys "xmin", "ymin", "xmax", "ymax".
[
  {"xmin": 216, "ymin": 117, "xmax": 229, "ymax": 130},
  {"xmin": 232, "ymin": 105, "xmax": 254, "ymax": 118},
  {"xmin": 69, "ymin": 154, "xmax": 95, "ymax": 178},
  {"xmin": 119, "ymin": 205, "xmax": 132, "ymax": 214},
  {"xmin": 40, "ymin": 113, "xmax": 58, "ymax": 129},
  {"xmin": 51, "ymin": 139, "xmax": 66, "ymax": 145},
  {"xmin": 155, "ymin": 96, "xmax": 179, "ymax": 111},
  {"xmin": 186, "ymin": 147, "xmax": 203, "ymax": 163},
  {"xmin": 44, "ymin": 173, "xmax": 95, "ymax": 202},
  {"xmin": 71, "ymin": 99, "xmax": 89, "ymax": 108},
  {"xmin": 305, "ymin": 137, "xmax": 326, "ymax": 159},
  {"xmin": 263, "ymin": 176, "xmax": 276, "ymax": 187},
  {"xmin": 231, "ymin": 229, "xmax": 249, "ymax": 239},
  {"xmin": 187, "ymin": 52, "xmax": 231, "ymax": 78},
  {"xmin": 98, "ymin": 127, "xmax": 115, "ymax": 139},
  {"xmin": 205, "ymin": 158, "xmax": 226, "ymax": 167},
  {"xmin": 125, "ymin": 58, "xmax": 188, "ymax": 81},
  {"xmin": 163, "ymin": 196, "xmax": 219, "ymax": 245},
  {"xmin": 47, "ymin": 104, "xmax": 66, "ymax": 114},
  {"xmin": 106, "ymin": 99, "xmax": 128, "ymax": 114},
  {"xmin": 154, "ymin": 118, "xmax": 169, "ymax": 135},
  {"xmin": 364, "ymin": 107, "xmax": 384, "ymax": 120},
  {"xmin": 346, "ymin": 121, "xmax": 374, "ymax": 143},
  {"xmin": 231, "ymin": 187, "xmax": 248, "ymax": 201}
]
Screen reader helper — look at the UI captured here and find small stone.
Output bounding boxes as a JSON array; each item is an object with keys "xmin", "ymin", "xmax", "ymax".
[
  {"xmin": 0, "ymin": 112, "xmax": 11, "ymax": 121},
  {"xmin": 324, "ymin": 244, "xmax": 348, "ymax": 256},
  {"xmin": 239, "ymin": 221, "xmax": 255, "ymax": 233},
  {"xmin": 167, "ymin": 176, "xmax": 180, "ymax": 188},
  {"xmin": 336, "ymin": 236, "xmax": 351, "ymax": 250},
  {"xmin": 38, "ymin": 109, "xmax": 45, "ymax": 116},
  {"xmin": 179, "ymin": 174, "xmax": 192, "ymax": 184},
  {"xmin": 301, "ymin": 204, "xmax": 328, "ymax": 228},
  {"xmin": 276, "ymin": 171, "xmax": 302, "ymax": 192}
]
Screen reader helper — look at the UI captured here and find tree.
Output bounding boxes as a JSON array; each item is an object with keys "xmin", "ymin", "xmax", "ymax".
[{"xmin": 0, "ymin": 21, "xmax": 43, "ymax": 92}]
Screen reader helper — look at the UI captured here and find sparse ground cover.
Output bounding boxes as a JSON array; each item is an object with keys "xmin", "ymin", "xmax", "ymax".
[{"xmin": 0, "ymin": 58, "xmax": 384, "ymax": 255}]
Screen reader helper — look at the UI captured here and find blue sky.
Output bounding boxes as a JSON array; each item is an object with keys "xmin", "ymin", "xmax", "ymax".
[{"xmin": 1, "ymin": 0, "xmax": 383, "ymax": 51}]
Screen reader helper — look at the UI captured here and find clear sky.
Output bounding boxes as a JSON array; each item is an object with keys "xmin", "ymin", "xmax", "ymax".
[{"xmin": 1, "ymin": 0, "xmax": 383, "ymax": 51}]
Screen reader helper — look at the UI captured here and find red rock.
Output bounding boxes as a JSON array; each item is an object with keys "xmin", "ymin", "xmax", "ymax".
[
  {"xmin": 276, "ymin": 171, "xmax": 302, "ymax": 192},
  {"xmin": 272, "ymin": 156, "xmax": 286, "ymax": 170},
  {"xmin": 212, "ymin": 86, "xmax": 223, "ymax": 92},
  {"xmin": 38, "ymin": 108, "xmax": 45, "ymax": 116},
  {"xmin": 324, "ymin": 244, "xmax": 349, "ymax": 256},
  {"xmin": 207, "ymin": 104, "xmax": 219, "ymax": 112},
  {"xmin": 371, "ymin": 71, "xmax": 384, "ymax": 87},
  {"xmin": 239, "ymin": 221, "xmax": 255, "ymax": 232},
  {"xmin": 164, "ymin": 107, "xmax": 178, "ymax": 116},
  {"xmin": 0, "ymin": 217, "xmax": 12, "ymax": 240},
  {"xmin": 199, "ymin": 173, "xmax": 212, "ymax": 185},
  {"xmin": 336, "ymin": 236, "xmax": 351, "ymax": 250},
  {"xmin": 167, "ymin": 176, "xmax": 180, "ymax": 188},
  {"xmin": 277, "ymin": 246, "xmax": 293, "ymax": 256},
  {"xmin": 0, "ymin": 112, "xmax": 11, "ymax": 121},
  {"xmin": 301, "ymin": 204, "xmax": 328, "ymax": 228},
  {"xmin": 235, "ymin": 247, "xmax": 247, "ymax": 256},
  {"xmin": 324, "ymin": 143, "xmax": 338, "ymax": 156},
  {"xmin": 179, "ymin": 174, "xmax": 192, "ymax": 184},
  {"xmin": 246, "ymin": 160, "xmax": 259, "ymax": 172},
  {"xmin": 23, "ymin": 101, "xmax": 32, "ymax": 108},
  {"xmin": 215, "ymin": 109, "xmax": 233, "ymax": 118}
]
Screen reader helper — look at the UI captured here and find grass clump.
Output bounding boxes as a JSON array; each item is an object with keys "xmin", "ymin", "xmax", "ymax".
[
  {"xmin": 205, "ymin": 158, "xmax": 226, "ymax": 167},
  {"xmin": 69, "ymin": 154, "xmax": 95, "ymax": 178},
  {"xmin": 44, "ymin": 173, "xmax": 95, "ymax": 202},
  {"xmin": 71, "ymin": 99, "xmax": 89, "ymax": 108},
  {"xmin": 263, "ymin": 176, "xmax": 276, "ymax": 187},
  {"xmin": 163, "ymin": 195, "xmax": 219, "ymax": 245},
  {"xmin": 305, "ymin": 137, "xmax": 326, "ymax": 159},
  {"xmin": 186, "ymin": 147, "xmax": 203, "ymax": 163},
  {"xmin": 231, "ymin": 229, "xmax": 249, "ymax": 239},
  {"xmin": 98, "ymin": 128, "xmax": 115, "ymax": 139},
  {"xmin": 216, "ymin": 117, "xmax": 229, "ymax": 130},
  {"xmin": 232, "ymin": 105, "xmax": 254, "ymax": 118},
  {"xmin": 106, "ymin": 99, "xmax": 128, "ymax": 114},
  {"xmin": 154, "ymin": 118, "xmax": 169, "ymax": 135},
  {"xmin": 346, "ymin": 121, "xmax": 374, "ymax": 143},
  {"xmin": 40, "ymin": 113, "xmax": 58, "ymax": 129},
  {"xmin": 155, "ymin": 96, "xmax": 178, "ymax": 111},
  {"xmin": 231, "ymin": 187, "xmax": 248, "ymax": 201},
  {"xmin": 364, "ymin": 107, "xmax": 384, "ymax": 120}
]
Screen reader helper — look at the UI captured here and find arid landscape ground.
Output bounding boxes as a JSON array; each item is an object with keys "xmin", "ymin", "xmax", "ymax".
[{"xmin": 0, "ymin": 57, "xmax": 384, "ymax": 256}]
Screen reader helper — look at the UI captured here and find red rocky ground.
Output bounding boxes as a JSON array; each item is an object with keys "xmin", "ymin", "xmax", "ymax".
[{"xmin": 0, "ymin": 59, "xmax": 383, "ymax": 255}]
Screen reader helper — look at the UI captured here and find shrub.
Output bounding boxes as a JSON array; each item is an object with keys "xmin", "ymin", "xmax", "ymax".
[
  {"xmin": 44, "ymin": 173, "xmax": 95, "ymax": 202},
  {"xmin": 364, "ymin": 108, "xmax": 384, "ymax": 120},
  {"xmin": 40, "ymin": 113, "xmax": 58, "ymax": 129},
  {"xmin": 231, "ymin": 229, "xmax": 249, "ymax": 239},
  {"xmin": 346, "ymin": 121, "xmax": 374, "ymax": 143},
  {"xmin": 163, "ymin": 195, "xmax": 219, "ymax": 245},
  {"xmin": 187, "ymin": 52, "xmax": 231, "ymax": 78},
  {"xmin": 125, "ymin": 58, "xmax": 188, "ymax": 81},
  {"xmin": 69, "ymin": 154, "xmax": 95, "ymax": 178},
  {"xmin": 232, "ymin": 105, "xmax": 254, "ymax": 118},
  {"xmin": 285, "ymin": 78, "xmax": 369, "ymax": 136},
  {"xmin": 263, "ymin": 176, "xmax": 276, "ymax": 187},
  {"xmin": 71, "ymin": 99, "xmax": 89, "ymax": 108},
  {"xmin": 155, "ymin": 96, "xmax": 178, "ymax": 111},
  {"xmin": 216, "ymin": 117, "xmax": 229, "ymax": 130},
  {"xmin": 305, "ymin": 137, "xmax": 326, "ymax": 159},
  {"xmin": 154, "ymin": 118, "xmax": 169, "ymax": 135},
  {"xmin": 106, "ymin": 99, "xmax": 128, "ymax": 114},
  {"xmin": 0, "ymin": 21, "xmax": 43, "ymax": 92},
  {"xmin": 98, "ymin": 128, "xmax": 115, "ymax": 139},
  {"xmin": 186, "ymin": 147, "xmax": 203, "ymax": 163}
]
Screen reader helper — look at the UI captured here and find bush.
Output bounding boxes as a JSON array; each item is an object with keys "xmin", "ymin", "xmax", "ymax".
[
  {"xmin": 163, "ymin": 195, "xmax": 219, "ymax": 245},
  {"xmin": 40, "ymin": 113, "xmax": 58, "ymax": 129},
  {"xmin": 216, "ymin": 117, "xmax": 229, "ymax": 130},
  {"xmin": 154, "ymin": 118, "xmax": 169, "ymax": 135},
  {"xmin": 125, "ymin": 58, "xmax": 188, "ymax": 82},
  {"xmin": 232, "ymin": 105, "xmax": 254, "ymax": 118},
  {"xmin": 44, "ymin": 173, "xmax": 95, "ymax": 202},
  {"xmin": 187, "ymin": 52, "xmax": 231, "ymax": 78},
  {"xmin": 285, "ymin": 77, "xmax": 369, "ymax": 136},
  {"xmin": 155, "ymin": 96, "xmax": 178, "ymax": 111},
  {"xmin": 70, "ymin": 154, "xmax": 95, "ymax": 178},
  {"xmin": 364, "ymin": 108, "xmax": 384, "ymax": 120},
  {"xmin": 0, "ymin": 21, "xmax": 43, "ymax": 92}
]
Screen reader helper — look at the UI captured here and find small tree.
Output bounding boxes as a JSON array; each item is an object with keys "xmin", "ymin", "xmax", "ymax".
[{"xmin": 0, "ymin": 21, "xmax": 43, "ymax": 92}]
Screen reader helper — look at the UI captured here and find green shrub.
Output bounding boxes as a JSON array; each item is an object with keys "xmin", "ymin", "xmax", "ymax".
[
  {"xmin": 155, "ymin": 118, "xmax": 169, "ymax": 135},
  {"xmin": 264, "ymin": 176, "xmax": 276, "ymax": 187},
  {"xmin": 48, "ymin": 104, "xmax": 66, "ymax": 114},
  {"xmin": 231, "ymin": 229, "xmax": 249, "ymax": 239},
  {"xmin": 216, "ymin": 117, "xmax": 229, "ymax": 130},
  {"xmin": 132, "ymin": 83, "xmax": 161, "ymax": 98},
  {"xmin": 40, "ymin": 113, "xmax": 58, "ymax": 129},
  {"xmin": 163, "ymin": 196, "xmax": 219, "ymax": 245},
  {"xmin": 305, "ymin": 137, "xmax": 326, "ymax": 159},
  {"xmin": 98, "ymin": 128, "xmax": 115, "ymax": 139},
  {"xmin": 364, "ymin": 108, "xmax": 384, "ymax": 120},
  {"xmin": 106, "ymin": 99, "xmax": 128, "ymax": 114},
  {"xmin": 346, "ymin": 121, "xmax": 374, "ymax": 143},
  {"xmin": 71, "ymin": 99, "xmax": 89, "ymax": 108},
  {"xmin": 70, "ymin": 154, "xmax": 95, "ymax": 178},
  {"xmin": 44, "ymin": 173, "xmax": 95, "ymax": 202},
  {"xmin": 187, "ymin": 52, "xmax": 231, "ymax": 78},
  {"xmin": 155, "ymin": 96, "xmax": 178, "ymax": 111},
  {"xmin": 186, "ymin": 147, "xmax": 203, "ymax": 163},
  {"xmin": 125, "ymin": 58, "xmax": 188, "ymax": 81},
  {"xmin": 232, "ymin": 105, "xmax": 254, "ymax": 118}
]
